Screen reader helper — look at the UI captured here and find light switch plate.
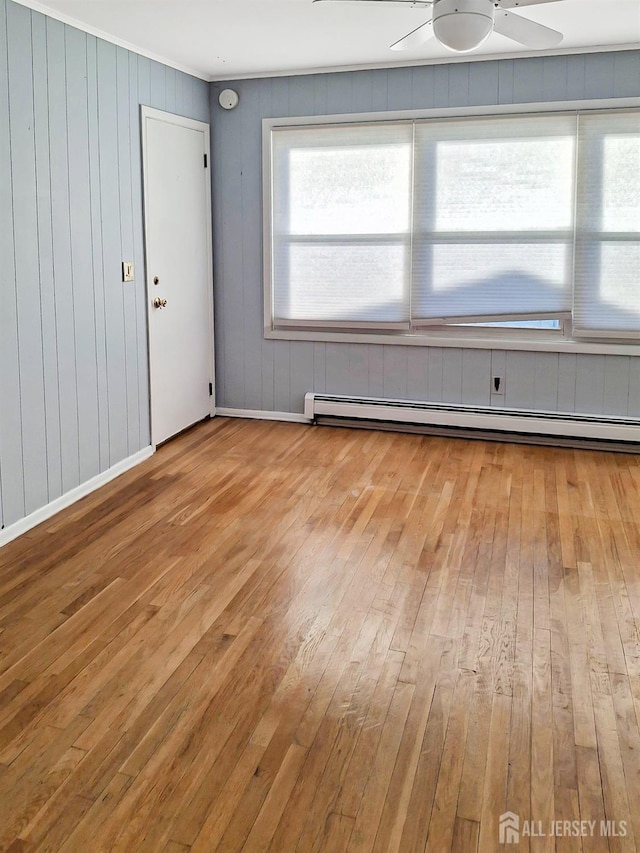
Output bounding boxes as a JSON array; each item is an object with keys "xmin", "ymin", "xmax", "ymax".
[{"xmin": 122, "ymin": 261, "xmax": 134, "ymax": 282}]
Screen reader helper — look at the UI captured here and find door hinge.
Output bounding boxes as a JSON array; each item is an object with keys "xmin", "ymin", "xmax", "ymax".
[
  {"xmin": 204, "ymin": 153, "xmax": 208, "ymax": 168},
  {"xmin": 209, "ymin": 382, "xmax": 213, "ymax": 396}
]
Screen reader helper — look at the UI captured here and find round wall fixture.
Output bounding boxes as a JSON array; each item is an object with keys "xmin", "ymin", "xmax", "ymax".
[{"xmin": 218, "ymin": 89, "xmax": 239, "ymax": 110}]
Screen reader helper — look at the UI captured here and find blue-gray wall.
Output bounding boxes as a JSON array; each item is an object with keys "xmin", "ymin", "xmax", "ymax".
[
  {"xmin": 0, "ymin": 0, "xmax": 209, "ymax": 531},
  {"xmin": 211, "ymin": 52, "xmax": 640, "ymax": 417}
]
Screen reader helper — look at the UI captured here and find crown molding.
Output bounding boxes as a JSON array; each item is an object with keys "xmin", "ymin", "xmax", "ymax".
[{"xmin": 210, "ymin": 42, "xmax": 640, "ymax": 81}]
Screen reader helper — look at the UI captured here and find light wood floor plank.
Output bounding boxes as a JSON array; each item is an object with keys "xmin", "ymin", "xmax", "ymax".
[{"xmin": 0, "ymin": 417, "xmax": 636, "ymax": 851}]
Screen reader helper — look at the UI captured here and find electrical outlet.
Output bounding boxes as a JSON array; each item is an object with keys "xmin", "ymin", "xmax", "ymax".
[
  {"xmin": 122, "ymin": 261, "xmax": 134, "ymax": 282},
  {"xmin": 492, "ymin": 376, "xmax": 504, "ymax": 395}
]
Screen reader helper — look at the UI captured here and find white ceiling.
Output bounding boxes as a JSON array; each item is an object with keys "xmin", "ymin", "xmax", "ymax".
[{"xmin": 17, "ymin": 0, "xmax": 640, "ymax": 80}]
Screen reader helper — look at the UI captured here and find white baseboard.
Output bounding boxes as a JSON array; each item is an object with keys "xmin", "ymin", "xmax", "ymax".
[
  {"xmin": 216, "ymin": 407, "xmax": 311, "ymax": 424},
  {"xmin": 0, "ymin": 446, "xmax": 155, "ymax": 549}
]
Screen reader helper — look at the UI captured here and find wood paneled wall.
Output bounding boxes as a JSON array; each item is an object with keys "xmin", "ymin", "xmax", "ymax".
[
  {"xmin": 210, "ymin": 52, "xmax": 640, "ymax": 416},
  {"xmin": 0, "ymin": 0, "xmax": 209, "ymax": 531}
]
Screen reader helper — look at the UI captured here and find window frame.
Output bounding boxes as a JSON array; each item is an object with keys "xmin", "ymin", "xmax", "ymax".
[{"xmin": 262, "ymin": 97, "xmax": 640, "ymax": 356}]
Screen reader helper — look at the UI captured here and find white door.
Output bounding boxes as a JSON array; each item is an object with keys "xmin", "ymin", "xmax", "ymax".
[{"xmin": 141, "ymin": 107, "xmax": 215, "ymax": 445}]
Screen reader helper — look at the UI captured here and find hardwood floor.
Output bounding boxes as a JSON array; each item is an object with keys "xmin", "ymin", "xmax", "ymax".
[{"xmin": 0, "ymin": 416, "xmax": 639, "ymax": 852}]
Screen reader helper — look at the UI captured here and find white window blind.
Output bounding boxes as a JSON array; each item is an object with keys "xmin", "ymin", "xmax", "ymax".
[
  {"xmin": 574, "ymin": 110, "xmax": 640, "ymax": 338},
  {"xmin": 411, "ymin": 114, "xmax": 576, "ymax": 324},
  {"xmin": 270, "ymin": 123, "xmax": 413, "ymax": 326},
  {"xmin": 267, "ymin": 107, "xmax": 640, "ymax": 341}
]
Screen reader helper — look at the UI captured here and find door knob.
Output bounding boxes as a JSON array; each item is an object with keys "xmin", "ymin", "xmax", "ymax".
[{"xmin": 153, "ymin": 297, "xmax": 167, "ymax": 309}]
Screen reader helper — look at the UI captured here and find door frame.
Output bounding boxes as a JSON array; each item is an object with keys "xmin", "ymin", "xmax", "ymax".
[{"xmin": 140, "ymin": 106, "xmax": 216, "ymax": 447}]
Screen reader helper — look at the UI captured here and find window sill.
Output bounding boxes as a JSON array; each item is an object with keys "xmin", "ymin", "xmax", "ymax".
[{"xmin": 265, "ymin": 326, "xmax": 640, "ymax": 356}]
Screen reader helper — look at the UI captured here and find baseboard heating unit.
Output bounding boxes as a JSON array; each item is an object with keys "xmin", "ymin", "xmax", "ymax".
[{"xmin": 304, "ymin": 393, "xmax": 640, "ymax": 452}]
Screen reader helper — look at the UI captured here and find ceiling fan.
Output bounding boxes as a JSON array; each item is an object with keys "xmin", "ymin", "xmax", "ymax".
[{"xmin": 313, "ymin": 0, "xmax": 564, "ymax": 54}]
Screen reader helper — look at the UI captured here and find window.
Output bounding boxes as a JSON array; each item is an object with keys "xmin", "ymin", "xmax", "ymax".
[
  {"xmin": 574, "ymin": 111, "xmax": 640, "ymax": 338},
  {"xmin": 265, "ymin": 106, "xmax": 640, "ymax": 345},
  {"xmin": 411, "ymin": 114, "xmax": 575, "ymax": 326},
  {"xmin": 271, "ymin": 123, "xmax": 413, "ymax": 327}
]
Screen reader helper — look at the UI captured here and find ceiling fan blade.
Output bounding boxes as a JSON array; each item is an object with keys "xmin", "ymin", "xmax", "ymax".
[
  {"xmin": 390, "ymin": 19, "xmax": 433, "ymax": 50},
  {"xmin": 313, "ymin": 0, "xmax": 433, "ymax": 6},
  {"xmin": 498, "ymin": 0, "xmax": 562, "ymax": 7},
  {"xmin": 493, "ymin": 9, "xmax": 563, "ymax": 48}
]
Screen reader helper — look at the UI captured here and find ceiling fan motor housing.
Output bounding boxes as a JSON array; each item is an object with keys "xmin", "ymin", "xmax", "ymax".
[{"xmin": 433, "ymin": 0, "xmax": 496, "ymax": 52}]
